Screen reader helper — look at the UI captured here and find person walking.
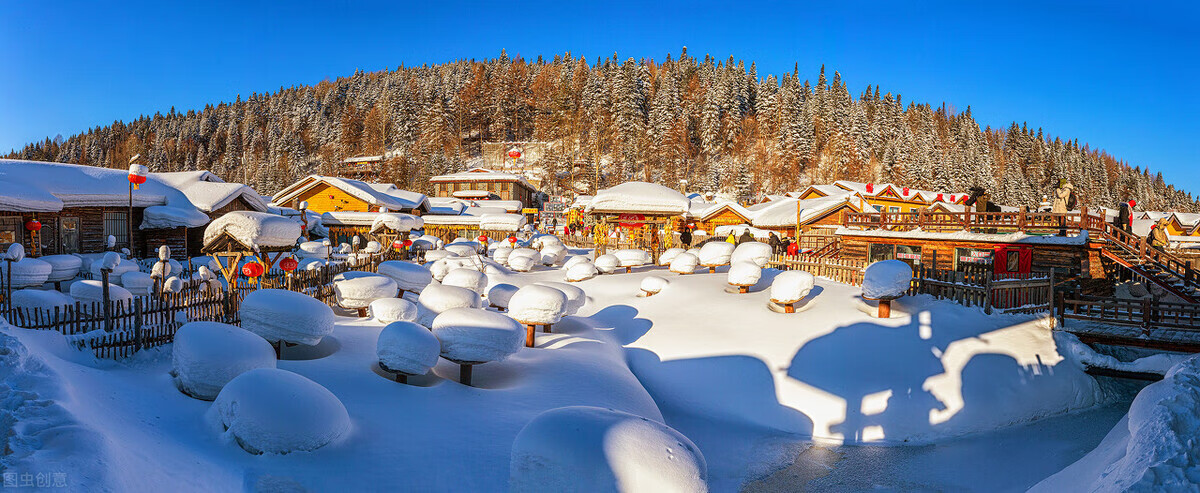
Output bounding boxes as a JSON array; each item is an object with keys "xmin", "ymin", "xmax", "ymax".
[
  {"xmin": 679, "ymin": 226, "xmax": 693, "ymax": 248},
  {"xmin": 1052, "ymin": 179, "xmax": 1076, "ymax": 236},
  {"xmin": 738, "ymin": 229, "xmax": 755, "ymax": 245},
  {"xmin": 1115, "ymin": 199, "xmax": 1135, "ymax": 234},
  {"xmin": 768, "ymin": 232, "xmax": 781, "ymax": 254},
  {"xmin": 725, "ymin": 232, "xmax": 737, "ymax": 244},
  {"xmin": 1150, "ymin": 217, "xmax": 1170, "ymax": 252}
]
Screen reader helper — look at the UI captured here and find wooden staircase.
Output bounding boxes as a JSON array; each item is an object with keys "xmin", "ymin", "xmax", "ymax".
[{"xmin": 1096, "ymin": 224, "xmax": 1200, "ymax": 303}]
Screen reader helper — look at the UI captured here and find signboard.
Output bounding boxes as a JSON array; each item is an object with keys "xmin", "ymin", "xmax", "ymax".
[
  {"xmin": 521, "ymin": 208, "xmax": 540, "ymax": 215},
  {"xmin": 956, "ymin": 248, "xmax": 993, "ymax": 265},
  {"xmin": 618, "ymin": 213, "xmax": 645, "ymax": 229}
]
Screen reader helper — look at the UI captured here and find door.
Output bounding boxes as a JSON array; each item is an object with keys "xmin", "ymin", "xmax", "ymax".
[{"xmin": 59, "ymin": 217, "xmax": 80, "ymax": 254}]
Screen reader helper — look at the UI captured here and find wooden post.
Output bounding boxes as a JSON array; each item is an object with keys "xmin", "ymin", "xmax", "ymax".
[
  {"xmin": 878, "ymin": 299, "xmax": 891, "ymax": 318},
  {"xmin": 525, "ymin": 324, "xmax": 535, "ymax": 348},
  {"xmin": 460, "ymin": 364, "xmax": 473, "ymax": 386},
  {"xmin": 1142, "ymin": 298, "xmax": 1152, "ymax": 336},
  {"xmin": 357, "ymin": 307, "xmax": 368, "ymax": 318},
  {"xmin": 101, "ymin": 269, "xmax": 113, "ymax": 332},
  {"xmin": 133, "ymin": 298, "xmax": 143, "ymax": 352}
]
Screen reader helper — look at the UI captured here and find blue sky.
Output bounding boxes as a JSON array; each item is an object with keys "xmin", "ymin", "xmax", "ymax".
[{"xmin": 2, "ymin": 1, "xmax": 1196, "ymax": 191}]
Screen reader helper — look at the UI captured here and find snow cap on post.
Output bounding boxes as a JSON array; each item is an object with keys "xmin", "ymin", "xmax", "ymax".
[
  {"xmin": 127, "ymin": 163, "xmax": 148, "ymax": 189},
  {"xmin": 158, "ymin": 245, "xmax": 171, "ymax": 261},
  {"xmin": 3, "ymin": 243, "xmax": 24, "ymax": 262}
]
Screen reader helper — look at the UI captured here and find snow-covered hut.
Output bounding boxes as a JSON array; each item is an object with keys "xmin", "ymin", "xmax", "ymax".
[{"xmin": 586, "ymin": 182, "xmax": 691, "ymax": 260}]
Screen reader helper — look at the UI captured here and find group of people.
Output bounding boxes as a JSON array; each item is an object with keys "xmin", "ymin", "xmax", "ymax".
[{"xmin": 676, "ymin": 226, "xmax": 801, "ymax": 256}]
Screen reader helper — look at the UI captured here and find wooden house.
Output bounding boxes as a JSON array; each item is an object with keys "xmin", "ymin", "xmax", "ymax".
[
  {"xmin": 749, "ymin": 194, "xmax": 876, "ymax": 237},
  {"xmin": 429, "ymin": 168, "xmax": 539, "ymax": 210},
  {"xmin": 835, "ymin": 228, "xmax": 1089, "ymax": 277},
  {"xmin": 586, "ymin": 182, "xmax": 691, "ymax": 258},
  {"xmin": 689, "ymin": 201, "xmax": 755, "ymax": 233},
  {"xmin": 271, "ymin": 175, "xmax": 430, "ymax": 216},
  {"xmin": 798, "ymin": 181, "xmax": 969, "ymax": 214}
]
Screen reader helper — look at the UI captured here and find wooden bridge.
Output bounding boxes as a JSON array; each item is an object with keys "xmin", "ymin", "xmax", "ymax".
[{"xmin": 1055, "ymin": 294, "xmax": 1200, "ymax": 352}]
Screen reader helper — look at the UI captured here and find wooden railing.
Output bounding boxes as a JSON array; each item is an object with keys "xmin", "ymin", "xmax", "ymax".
[
  {"xmin": 844, "ymin": 210, "xmax": 1099, "ymax": 235},
  {"xmin": 1095, "ymin": 221, "xmax": 1200, "ymax": 293},
  {"xmin": 767, "ymin": 255, "xmax": 866, "ymax": 286},
  {"xmin": 1057, "ymin": 294, "xmax": 1200, "ymax": 335}
]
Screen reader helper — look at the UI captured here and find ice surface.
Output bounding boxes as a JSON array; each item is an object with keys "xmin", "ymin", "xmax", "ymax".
[
  {"xmin": 240, "ymin": 289, "xmax": 335, "ymax": 345},
  {"xmin": 508, "ymin": 285, "xmax": 567, "ymax": 325},
  {"xmin": 207, "ymin": 368, "xmax": 350, "ymax": 454},
  {"xmin": 862, "ymin": 260, "xmax": 913, "ymax": 299},
  {"xmin": 377, "ymin": 321, "xmax": 440, "ymax": 376},
  {"xmin": 431, "ymin": 307, "xmax": 524, "ymax": 364},
  {"xmin": 172, "ymin": 321, "xmax": 277, "ymax": 400}
]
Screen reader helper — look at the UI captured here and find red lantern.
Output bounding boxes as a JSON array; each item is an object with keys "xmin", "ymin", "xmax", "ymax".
[
  {"xmin": 279, "ymin": 257, "xmax": 299, "ymax": 272},
  {"xmin": 241, "ymin": 262, "xmax": 264, "ymax": 278},
  {"xmin": 508, "ymin": 236, "xmax": 517, "ymax": 244},
  {"xmin": 866, "ymin": 183, "xmax": 874, "ymax": 193},
  {"xmin": 127, "ymin": 173, "xmax": 147, "ymax": 190},
  {"xmin": 477, "ymin": 234, "xmax": 488, "ymax": 243},
  {"xmin": 24, "ymin": 220, "xmax": 41, "ymax": 232},
  {"xmin": 402, "ymin": 239, "xmax": 412, "ymax": 247},
  {"xmin": 393, "ymin": 240, "xmax": 404, "ymax": 250},
  {"xmin": 507, "ymin": 148, "xmax": 522, "ymax": 159},
  {"xmin": 950, "ymin": 195, "xmax": 957, "ymax": 202}
]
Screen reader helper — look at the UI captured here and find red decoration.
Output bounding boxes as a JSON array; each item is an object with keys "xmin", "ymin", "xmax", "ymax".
[
  {"xmin": 936, "ymin": 193, "xmax": 944, "ymax": 202},
  {"xmin": 508, "ymin": 236, "xmax": 517, "ymax": 244},
  {"xmin": 393, "ymin": 240, "xmax": 404, "ymax": 250},
  {"xmin": 402, "ymin": 239, "xmax": 412, "ymax": 247},
  {"xmin": 127, "ymin": 174, "xmax": 147, "ymax": 190},
  {"xmin": 902, "ymin": 187, "xmax": 910, "ymax": 196},
  {"xmin": 279, "ymin": 257, "xmax": 299, "ymax": 272},
  {"xmin": 507, "ymin": 149, "xmax": 522, "ymax": 159},
  {"xmin": 618, "ymin": 213, "xmax": 646, "ymax": 229},
  {"xmin": 328, "ymin": 194, "xmax": 335, "ymax": 199},
  {"xmin": 866, "ymin": 183, "xmax": 874, "ymax": 193},
  {"xmin": 241, "ymin": 262, "xmax": 264, "ymax": 278},
  {"xmin": 24, "ymin": 220, "xmax": 41, "ymax": 232},
  {"xmin": 950, "ymin": 195, "xmax": 957, "ymax": 202},
  {"xmin": 477, "ymin": 234, "xmax": 488, "ymax": 243}
]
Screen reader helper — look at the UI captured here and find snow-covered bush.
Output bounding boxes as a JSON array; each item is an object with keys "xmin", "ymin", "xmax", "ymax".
[
  {"xmin": 363, "ymin": 240, "xmax": 382, "ymax": 254},
  {"xmin": 11, "ymin": 289, "xmax": 74, "ymax": 311},
  {"xmin": 442, "ymin": 268, "xmax": 488, "ymax": 295},
  {"xmin": 376, "ymin": 321, "xmax": 440, "ymax": 382},
  {"xmin": 431, "ymin": 307, "xmax": 524, "ymax": 366},
  {"xmin": 565, "ymin": 261, "xmax": 598, "ymax": 282},
  {"xmin": 770, "ymin": 271, "xmax": 816, "ymax": 303},
  {"xmin": 120, "ymin": 271, "xmax": 156, "ymax": 296},
  {"xmin": 370, "ymin": 298, "xmax": 418, "ymax": 324},
  {"xmin": 510, "ymin": 406, "xmax": 707, "ymax": 492},
  {"xmin": 1, "ymin": 258, "xmax": 52, "ymax": 288},
  {"xmin": 69, "ymin": 280, "xmax": 133, "ymax": 305},
  {"xmin": 594, "ymin": 254, "xmax": 619, "ymax": 274},
  {"xmin": 727, "ymin": 261, "xmax": 762, "ymax": 287},
  {"xmin": 39, "ymin": 254, "xmax": 82, "ymax": 282},
  {"xmin": 534, "ymin": 282, "xmax": 585, "ymax": 315},
  {"xmin": 508, "ymin": 285, "xmax": 567, "ymax": 326},
  {"xmin": 334, "ymin": 274, "xmax": 399, "ymax": 312},
  {"xmin": 658, "ymin": 248, "xmax": 685, "ymax": 266},
  {"xmin": 377, "ymin": 261, "xmax": 432, "ymax": 293},
  {"xmin": 730, "ymin": 241, "xmax": 773, "ymax": 267},
  {"xmin": 508, "ymin": 255, "xmax": 536, "ymax": 273},
  {"xmin": 698, "ymin": 242, "xmax": 735, "ymax": 268},
  {"xmin": 669, "ymin": 252, "xmax": 700, "ymax": 274},
  {"xmin": 640, "ymin": 276, "xmax": 669, "ymax": 296},
  {"xmin": 240, "ymin": 289, "xmax": 335, "ymax": 346},
  {"xmin": 172, "ymin": 321, "xmax": 277, "ymax": 400},
  {"xmin": 486, "ymin": 283, "xmax": 520, "ymax": 311},
  {"xmin": 416, "ymin": 284, "xmax": 483, "ymax": 327},
  {"xmin": 862, "ymin": 260, "xmax": 913, "ymax": 299},
  {"xmin": 207, "ymin": 368, "xmax": 350, "ymax": 455}
]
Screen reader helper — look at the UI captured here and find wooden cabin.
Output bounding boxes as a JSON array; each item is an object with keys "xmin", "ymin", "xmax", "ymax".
[
  {"xmin": 272, "ymin": 175, "xmax": 430, "ymax": 216},
  {"xmin": 836, "ymin": 229, "xmax": 1088, "ymax": 278},
  {"xmin": 429, "ymin": 168, "xmax": 539, "ymax": 210},
  {"xmin": 750, "ymin": 194, "xmax": 876, "ymax": 237},
  {"xmin": 798, "ymin": 181, "xmax": 969, "ymax": 214},
  {"xmin": 586, "ymin": 182, "xmax": 691, "ymax": 259}
]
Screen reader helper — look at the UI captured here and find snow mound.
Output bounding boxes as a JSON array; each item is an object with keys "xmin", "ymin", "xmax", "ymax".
[
  {"xmin": 39, "ymin": 254, "xmax": 82, "ymax": 282},
  {"xmin": 562, "ymin": 255, "xmax": 590, "ymax": 271},
  {"xmin": 363, "ymin": 240, "xmax": 382, "ymax": 254},
  {"xmin": 586, "ymin": 181, "xmax": 691, "ymax": 214},
  {"xmin": 203, "ymin": 211, "xmax": 301, "ymax": 249},
  {"xmin": 445, "ymin": 243, "xmax": 481, "ymax": 257},
  {"xmin": 530, "ymin": 234, "xmax": 563, "ymax": 250},
  {"xmin": 486, "ymin": 283, "xmax": 520, "ymax": 309},
  {"xmin": 658, "ymin": 248, "xmax": 685, "ymax": 266},
  {"xmin": 207, "ymin": 368, "xmax": 350, "ymax": 455},
  {"xmin": 640, "ymin": 276, "xmax": 669, "ymax": 295},
  {"xmin": 240, "ymin": 289, "xmax": 335, "ymax": 345},
  {"xmin": 669, "ymin": 252, "xmax": 700, "ymax": 274},
  {"xmin": 3, "ymin": 242, "xmax": 24, "ymax": 261},
  {"xmin": 862, "ymin": 260, "xmax": 913, "ymax": 299},
  {"xmin": 371, "ymin": 212, "xmax": 422, "ymax": 232},
  {"xmin": 377, "ymin": 321, "xmax": 441, "ymax": 376},
  {"xmin": 508, "ymin": 247, "xmax": 539, "ymax": 262},
  {"xmin": 730, "ymin": 241, "xmax": 774, "ymax": 267},
  {"xmin": 1, "ymin": 258, "xmax": 52, "ymax": 288},
  {"xmin": 534, "ymin": 282, "xmax": 586, "ymax": 315},
  {"xmin": 508, "ymin": 255, "xmax": 536, "ymax": 273},
  {"xmin": 120, "ymin": 271, "xmax": 156, "ymax": 296},
  {"xmin": 370, "ymin": 298, "xmax": 418, "ymax": 324},
  {"xmin": 508, "ymin": 285, "xmax": 567, "ymax": 325},
  {"xmin": 298, "ymin": 241, "xmax": 330, "ymax": 259},
  {"xmin": 416, "ymin": 285, "xmax": 483, "ymax": 327},
  {"xmin": 510, "ymin": 406, "xmax": 707, "ymax": 493},
  {"xmin": 540, "ymin": 244, "xmax": 568, "ymax": 266},
  {"xmin": 431, "ymin": 307, "xmax": 524, "ymax": 364},
  {"xmin": 10, "ymin": 289, "xmax": 74, "ymax": 312},
  {"xmin": 479, "ymin": 213, "xmax": 527, "ymax": 232},
  {"xmin": 423, "ymin": 250, "xmax": 456, "ymax": 263},
  {"xmin": 698, "ymin": 242, "xmax": 735, "ymax": 266},
  {"xmin": 727, "ymin": 261, "xmax": 762, "ymax": 286},
  {"xmin": 566, "ymin": 261, "xmax": 599, "ymax": 282},
  {"xmin": 172, "ymin": 321, "xmax": 277, "ymax": 400},
  {"xmin": 334, "ymin": 274, "xmax": 399, "ymax": 309},
  {"xmin": 771, "ymin": 270, "xmax": 815, "ymax": 303},
  {"xmin": 412, "ymin": 234, "xmax": 443, "ymax": 251},
  {"xmin": 492, "ymin": 247, "xmax": 513, "ymax": 265},
  {"xmin": 614, "ymin": 249, "xmax": 651, "ymax": 267},
  {"xmin": 88, "ymin": 255, "xmax": 138, "ymax": 284},
  {"xmin": 69, "ymin": 280, "xmax": 133, "ymax": 305},
  {"xmin": 442, "ymin": 268, "xmax": 489, "ymax": 295},
  {"xmin": 594, "ymin": 254, "xmax": 619, "ymax": 274},
  {"xmin": 377, "ymin": 261, "xmax": 432, "ymax": 293}
]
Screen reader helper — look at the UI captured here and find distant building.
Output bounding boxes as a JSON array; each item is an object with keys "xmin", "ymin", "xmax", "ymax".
[
  {"xmin": 429, "ymin": 168, "xmax": 540, "ymax": 210},
  {"xmin": 271, "ymin": 175, "xmax": 429, "ymax": 215},
  {"xmin": 338, "ymin": 150, "xmax": 403, "ymax": 181}
]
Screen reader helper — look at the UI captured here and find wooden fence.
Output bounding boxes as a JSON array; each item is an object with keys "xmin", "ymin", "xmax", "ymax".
[
  {"xmin": 767, "ymin": 255, "xmax": 867, "ymax": 286},
  {"xmin": 844, "ymin": 210, "xmax": 1097, "ymax": 235}
]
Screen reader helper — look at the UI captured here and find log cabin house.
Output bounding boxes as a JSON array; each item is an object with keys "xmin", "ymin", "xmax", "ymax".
[
  {"xmin": 271, "ymin": 175, "xmax": 430, "ymax": 216},
  {"xmin": 429, "ymin": 168, "xmax": 540, "ymax": 210},
  {"xmin": 797, "ymin": 181, "xmax": 969, "ymax": 214}
]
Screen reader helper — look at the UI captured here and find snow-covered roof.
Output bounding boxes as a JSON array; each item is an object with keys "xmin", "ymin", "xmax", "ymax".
[
  {"xmin": 475, "ymin": 199, "xmax": 523, "ymax": 213},
  {"xmin": 0, "ymin": 159, "xmax": 220, "ymax": 229},
  {"xmin": 203, "ymin": 211, "xmax": 302, "ymax": 250},
  {"xmin": 272, "ymin": 175, "xmax": 428, "ymax": 211},
  {"xmin": 429, "ymin": 168, "xmax": 535, "ymax": 190},
  {"xmin": 751, "ymin": 193, "xmax": 875, "ymax": 228},
  {"xmin": 927, "ymin": 201, "xmax": 1019, "ymax": 213},
  {"xmin": 153, "ymin": 171, "xmax": 268, "ymax": 213},
  {"xmin": 426, "ymin": 197, "xmax": 470, "ymax": 216},
  {"xmin": 586, "ymin": 182, "xmax": 690, "ymax": 215},
  {"xmin": 570, "ymin": 195, "xmax": 593, "ymax": 209},
  {"xmin": 794, "ymin": 185, "xmax": 846, "ymax": 198},
  {"xmin": 693, "ymin": 200, "xmax": 754, "ymax": 222},
  {"xmin": 835, "ymin": 227, "xmax": 1091, "ymax": 245},
  {"xmin": 420, "ymin": 214, "xmax": 482, "ymax": 226},
  {"xmin": 366, "ymin": 183, "xmax": 430, "ymax": 211},
  {"xmin": 833, "ymin": 180, "xmax": 967, "ymax": 203}
]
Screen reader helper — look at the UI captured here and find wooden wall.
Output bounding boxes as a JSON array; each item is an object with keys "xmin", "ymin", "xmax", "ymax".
[
  {"xmin": 841, "ymin": 235, "xmax": 1087, "ymax": 276},
  {"xmin": 293, "ymin": 183, "xmax": 374, "ymax": 214},
  {"xmin": 1, "ymin": 207, "xmax": 189, "ymax": 259}
]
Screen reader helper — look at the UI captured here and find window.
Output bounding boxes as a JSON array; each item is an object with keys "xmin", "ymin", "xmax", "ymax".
[
  {"xmin": 59, "ymin": 217, "xmax": 80, "ymax": 254},
  {"xmin": 954, "ymin": 247, "xmax": 993, "ymax": 272},
  {"xmin": 889, "ymin": 206, "xmax": 901, "ymax": 213},
  {"xmin": 0, "ymin": 216, "xmax": 20, "ymax": 245},
  {"xmin": 869, "ymin": 243, "xmax": 922, "ymax": 267},
  {"xmin": 104, "ymin": 212, "xmax": 129, "ymax": 248}
]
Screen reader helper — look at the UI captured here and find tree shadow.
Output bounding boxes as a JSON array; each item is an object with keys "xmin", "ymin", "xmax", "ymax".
[{"xmin": 588, "ymin": 304, "xmax": 653, "ymax": 345}]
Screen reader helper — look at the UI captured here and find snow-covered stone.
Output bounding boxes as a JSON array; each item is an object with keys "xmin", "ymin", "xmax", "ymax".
[
  {"xmin": 534, "ymin": 282, "xmax": 585, "ymax": 315},
  {"xmin": 10, "ymin": 289, "xmax": 74, "ymax": 312},
  {"xmin": 727, "ymin": 261, "xmax": 762, "ymax": 286},
  {"xmin": 640, "ymin": 276, "xmax": 669, "ymax": 295},
  {"xmin": 594, "ymin": 254, "xmax": 619, "ymax": 274},
  {"xmin": 120, "ymin": 271, "xmax": 156, "ymax": 296},
  {"xmin": 172, "ymin": 321, "xmax": 277, "ymax": 401},
  {"xmin": 377, "ymin": 261, "xmax": 432, "ymax": 293},
  {"xmin": 416, "ymin": 285, "xmax": 483, "ymax": 327},
  {"xmin": 0, "ymin": 258, "xmax": 51, "ymax": 288},
  {"xmin": 369, "ymin": 298, "xmax": 418, "ymax": 324},
  {"xmin": 376, "ymin": 321, "xmax": 440, "ymax": 377},
  {"xmin": 730, "ymin": 241, "xmax": 774, "ymax": 267},
  {"xmin": 69, "ymin": 280, "xmax": 133, "ymax": 306},
  {"xmin": 431, "ymin": 308, "xmax": 524, "ymax": 364},
  {"xmin": 669, "ymin": 252, "xmax": 700, "ymax": 274},
  {"xmin": 862, "ymin": 260, "xmax": 913, "ymax": 299},
  {"xmin": 510, "ymin": 406, "xmax": 707, "ymax": 493},
  {"xmin": 203, "ymin": 211, "xmax": 301, "ymax": 250},
  {"xmin": 770, "ymin": 271, "xmax": 816, "ymax": 303},
  {"xmin": 614, "ymin": 249, "xmax": 651, "ymax": 268},
  {"xmin": 658, "ymin": 248, "xmax": 685, "ymax": 266},
  {"xmin": 240, "ymin": 289, "xmax": 335, "ymax": 346},
  {"xmin": 486, "ymin": 283, "xmax": 520, "ymax": 310},
  {"xmin": 565, "ymin": 261, "xmax": 598, "ymax": 282},
  {"xmin": 508, "ymin": 255, "xmax": 536, "ymax": 273},
  {"xmin": 508, "ymin": 285, "xmax": 567, "ymax": 325},
  {"xmin": 334, "ymin": 274, "xmax": 399, "ymax": 309},
  {"xmin": 207, "ymin": 368, "xmax": 350, "ymax": 455},
  {"xmin": 698, "ymin": 242, "xmax": 735, "ymax": 266},
  {"xmin": 441, "ymin": 268, "xmax": 488, "ymax": 295},
  {"xmin": 39, "ymin": 254, "xmax": 82, "ymax": 282}
]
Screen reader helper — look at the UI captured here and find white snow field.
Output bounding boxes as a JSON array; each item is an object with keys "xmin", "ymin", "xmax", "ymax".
[{"xmin": 0, "ymin": 244, "xmax": 1173, "ymax": 491}]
